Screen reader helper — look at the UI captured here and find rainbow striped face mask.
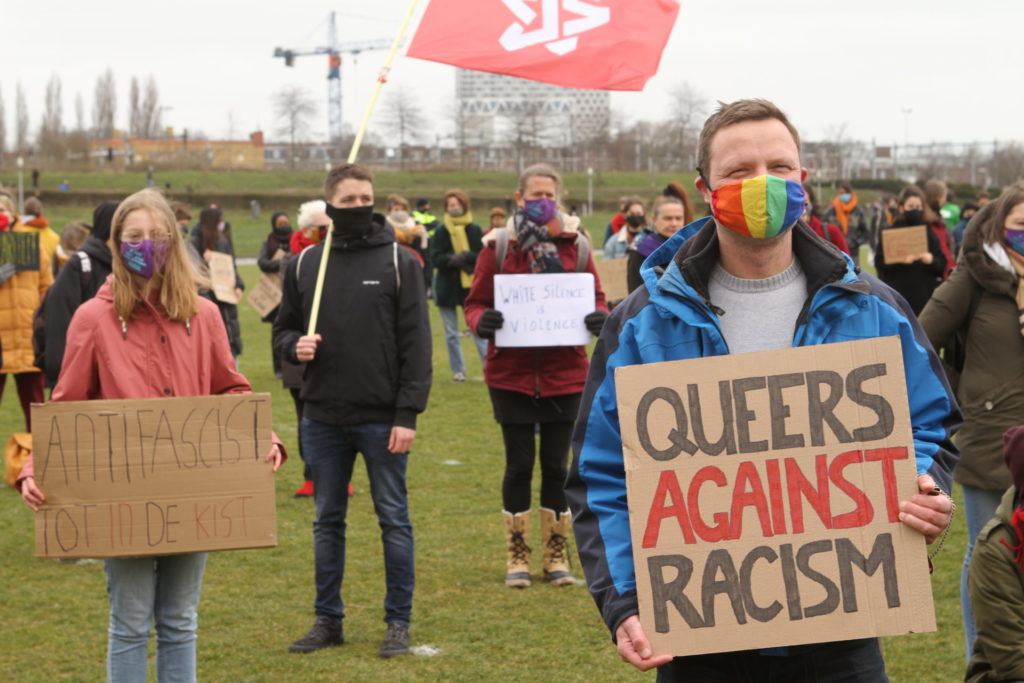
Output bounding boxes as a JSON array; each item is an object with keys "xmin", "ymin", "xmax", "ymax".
[{"xmin": 710, "ymin": 174, "xmax": 806, "ymax": 240}]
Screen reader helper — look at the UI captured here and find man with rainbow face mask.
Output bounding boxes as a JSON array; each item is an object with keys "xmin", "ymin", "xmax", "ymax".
[{"xmin": 566, "ymin": 99, "xmax": 961, "ymax": 681}]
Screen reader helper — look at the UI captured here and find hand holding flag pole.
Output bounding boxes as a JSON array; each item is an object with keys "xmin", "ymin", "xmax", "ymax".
[{"xmin": 307, "ymin": 0, "xmax": 421, "ymax": 337}]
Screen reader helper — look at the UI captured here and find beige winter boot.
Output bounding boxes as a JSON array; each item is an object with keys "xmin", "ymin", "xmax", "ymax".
[
  {"xmin": 503, "ymin": 510, "xmax": 532, "ymax": 588},
  {"xmin": 540, "ymin": 507, "xmax": 576, "ymax": 586}
]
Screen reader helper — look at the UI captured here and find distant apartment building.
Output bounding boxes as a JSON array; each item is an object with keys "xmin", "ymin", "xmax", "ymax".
[{"xmin": 455, "ymin": 68, "xmax": 610, "ymax": 147}]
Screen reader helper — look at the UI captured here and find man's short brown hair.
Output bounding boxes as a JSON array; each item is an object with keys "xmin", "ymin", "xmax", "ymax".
[
  {"xmin": 696, "ymin": 99, "xmax": 801, "ymax": 182},
  {"xmin": 323, "ymin": 163, "xmax": 374, "ymax": 200}
]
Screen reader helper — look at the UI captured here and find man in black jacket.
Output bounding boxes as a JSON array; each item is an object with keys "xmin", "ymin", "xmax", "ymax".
[{"xmin": 275, "ymin": 163, "xmax": 432, "ymax": 660}]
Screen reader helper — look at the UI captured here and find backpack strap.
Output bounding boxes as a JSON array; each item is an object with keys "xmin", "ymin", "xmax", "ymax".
[
  {"xmin": 574, "ymin": 232, "xmax": 590, "ymax": 273},
  {"xmin": 494, "ymin": 228, "xmax": 510, "ymax": 275},
  {"xmin": 295, "ymin": 244, "xmax": 313, "ymax": 281},
  {"xmin": 393, "ymin": 242, "xmax": 400, "ymax": 292},
  {"xmin": 77, "ymin": 251, "xmax": 93, "ymax": 290}
]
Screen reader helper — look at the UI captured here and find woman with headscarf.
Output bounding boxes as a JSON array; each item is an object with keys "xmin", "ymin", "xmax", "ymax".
[{"xmin": 257, "ymin": 211, "xmax": 294, "ymax": 376}]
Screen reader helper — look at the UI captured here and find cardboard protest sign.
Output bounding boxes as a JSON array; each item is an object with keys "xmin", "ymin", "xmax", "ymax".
[
  {"xmin": 882, "ymin": 225, "xmax": 928, "ymax": 265},
  {"xmin": 248, "ymin": 274, "xmax": 282, "ymax": 318},
  {"xmin": 0, "ymin": 232, "xmax": 41, "ymax": 271},
  {"xmin": 209, "ymin": 251, "xmax": 239, "ymax": 303},
  {"xmin": 595, "ymin": 258, "xmax": 629, "ymax": 301},
  {"xmin": 31, "ymin": 394, "xmax": 276, "ymax": 559},
  {"xmin": 494, "ymin": 273, "xmax": 594, "ymax": 347},
  {"xmin": 615, "ymin": 337, "xmax": 934, "ymax": 656}
]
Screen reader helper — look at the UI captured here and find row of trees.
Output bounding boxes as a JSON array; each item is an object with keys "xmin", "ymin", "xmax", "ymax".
[{"xmin": 0, "ymin": 70, "xmax": 163, "ymax": 164}]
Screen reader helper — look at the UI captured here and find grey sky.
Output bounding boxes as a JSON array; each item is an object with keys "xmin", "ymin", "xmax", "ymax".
[{"xmin": 2, "ymin": 0, "xmax": 1021, "ymax": 150}]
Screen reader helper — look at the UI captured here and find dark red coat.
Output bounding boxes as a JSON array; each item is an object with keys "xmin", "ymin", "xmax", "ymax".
[
  {"xmin": 465, "ymin": 229, "xmax": 608, "ymax": 398},
  {"xmin": 807, "ymin": 215, "xmax": 850, "ymax": 255}
]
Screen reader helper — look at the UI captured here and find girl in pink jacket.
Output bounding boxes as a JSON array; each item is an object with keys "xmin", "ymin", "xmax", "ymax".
[{"xmin": 19, "ymin": 188, "xmax": 285, "ymax": 682}]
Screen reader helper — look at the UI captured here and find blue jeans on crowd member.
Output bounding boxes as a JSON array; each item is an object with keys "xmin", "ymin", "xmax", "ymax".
[
  {"xmin": 960, "ymin": 483, "xmax": 1003, "ymax": 660},
  {"xmin": 104, "ymin": 553, "xmax": 208, "ymax": 683},
  {"xmin": 302, "ymin": 418, "xmax": 414, "ymax": 626},
  {"xmin": 438, "ymin": 306, "xmax": 487, "ymax": 376}
]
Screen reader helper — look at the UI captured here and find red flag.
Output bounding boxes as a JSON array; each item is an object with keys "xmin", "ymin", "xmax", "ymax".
[{"xmin": 407, "ymin": 0, "xmax": 680, "ymax": 91}]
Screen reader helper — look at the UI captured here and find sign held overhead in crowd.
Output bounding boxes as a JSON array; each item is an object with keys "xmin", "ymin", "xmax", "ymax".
[{"xmin": 615, "ymin": 337, "xmax": 935, "ymax": 656}]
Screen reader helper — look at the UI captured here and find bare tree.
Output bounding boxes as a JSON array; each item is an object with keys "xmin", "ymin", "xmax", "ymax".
[
  {"xmin": 991, "ymin": 143, "xmax": 1024, "ymax": 187},
  {"xmin": 128, "ymin": 77, "xmax": 141, "ymax": 137},
  {"xmin": 15, "ymin": 83, "xmax": 29, "ymax": 155},
  {"xmin": 92, "ymin": 69, "xmax": 117, "ymax": 138},
  {"xmin": 666, "ymin": 82, "xmax": 707, "ymax": 170},
  {"xmin": 381, "ymin": 86, "xmax": 425, "ymax": 169},
  {"xmin": 0, "ymin": 86, "xmax": 6, "ymax": 163},
  {"xmin": 503, "ymin": 101, "xmax": 548, "ymax": 174},
  {"xmin": 74, "ymin": 92, "xmax": 85, "ymax": 132},
  {"xmin": 272, "ymin": 85, "xmax": 317, "ymax": 169},
  {"xmin": 823, "ymin": 122, "xmax": 850, "ymax": 180},
  {"xmin": 39, "ymin": 74, "xmax": 65, "ymax": 159},
  {"xmin": 136, "ymin": 76, "xmax": 162, "ymax": 138}
]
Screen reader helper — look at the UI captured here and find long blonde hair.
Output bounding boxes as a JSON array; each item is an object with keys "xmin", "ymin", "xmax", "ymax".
[{"xmin": 110, "ymin": 189, "xmax": 207, "ymax": 322}]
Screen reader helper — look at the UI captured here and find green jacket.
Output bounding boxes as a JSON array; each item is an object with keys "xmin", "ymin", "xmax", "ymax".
[
  {"xmin": 920, "ymin": 203, "xmax": 1024, "ymax": 491},
  {"xmin": 966, "ymin": 486, "xmax": 1024, "ymax": 683},
  {"xmin": 429, "ymin": 221, "xmax": 483, "ymax": 308}
]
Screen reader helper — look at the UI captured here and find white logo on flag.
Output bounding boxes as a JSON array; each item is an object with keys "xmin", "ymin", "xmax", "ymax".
[{"xmin": 499, "ymin": 0, "xmax": 610, "ymax": 56}]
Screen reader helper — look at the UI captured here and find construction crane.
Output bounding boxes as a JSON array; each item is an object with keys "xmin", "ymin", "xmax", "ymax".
[{"xmin": 273, "ymin": 12, "xmax": 392, "ymax": 143}]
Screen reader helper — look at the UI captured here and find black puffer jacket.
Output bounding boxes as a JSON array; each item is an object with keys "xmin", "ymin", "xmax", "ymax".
[
  {"xmin": 920, "ymin": 202, "xmax": 1024, "ymax": 490},
  {"xmin": 273, "ymin": 213, "xmax": 432, "ymax": 429}
]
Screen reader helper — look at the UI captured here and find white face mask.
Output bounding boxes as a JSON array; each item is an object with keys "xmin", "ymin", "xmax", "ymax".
[{"xmin": 391, "ymin": 210, "xmax": 411, "ymax": 223}]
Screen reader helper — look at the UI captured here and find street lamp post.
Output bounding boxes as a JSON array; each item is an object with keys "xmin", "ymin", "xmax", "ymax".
[{"xmin": 16, "ymin": 157, "xmax": 24, "ymax": 214}]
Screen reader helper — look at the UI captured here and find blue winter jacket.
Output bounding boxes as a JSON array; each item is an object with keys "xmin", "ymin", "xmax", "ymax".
[{"xmin": 565, "ymin": 217, "xmax": 961, "ymax": 638}]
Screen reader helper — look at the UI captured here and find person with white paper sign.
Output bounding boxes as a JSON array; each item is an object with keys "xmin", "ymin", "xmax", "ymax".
[
  {"xmin": 18, "ymin": 188, "xmax": 286, "ymax": 683},
  {"xmin": 464, "ymin": 163, "xmax": 608, "ymax": 589},
  {"xmin": 873, "ymin": 185, "xmax": 948, "ymax": 315},
  {"xmin": 566, "ymin": 99, "xmax": 960, "ymax": 680}
]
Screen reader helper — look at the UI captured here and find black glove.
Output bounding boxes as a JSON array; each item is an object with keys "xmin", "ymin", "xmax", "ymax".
[
  {"xmin": 584, "ymin": 310, "xmax": 609, "ymax": 337},
  {"xmin": 446, "ymin": 252, "xmax": 464, "ymax": 268},
  {"xmin": 476, "ymin": 309, "xmax": 504, "ymax": 339}
]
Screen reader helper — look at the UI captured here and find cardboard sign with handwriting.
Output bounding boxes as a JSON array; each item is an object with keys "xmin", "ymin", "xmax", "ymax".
[
  {"xmin": 615, "ymin": 337, "xmax": 935, "ymax": 656},
  {"xmin": 209, "ymin": 252, "xmax": 239, "ymax": 303},
  {"xmin": 31, "ymin": 394, "xmax": 276, "ymax": 558},
  {"xmin": 493, "ymin": 273, "xmax": 594, "ymax": 347},
  {"xmin": 248, "ymin": 274, "xmax": 282, "ymax": 318},
  {"xmin": 595, "ymin": 258, "xmax": 629, "ymax": 301},
  {"xmin": 882, "ymin": 225, "xmax": 928, "ymax": 265}
]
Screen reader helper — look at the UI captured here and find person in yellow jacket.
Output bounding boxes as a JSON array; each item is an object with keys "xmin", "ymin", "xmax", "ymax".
[
  {"xmin": 18, "ymin": 196, "xmax": 60, "ymax": 265},
  {"xmin": 0, "ymin": 192, "xmax": 53, "ymax": 430}
]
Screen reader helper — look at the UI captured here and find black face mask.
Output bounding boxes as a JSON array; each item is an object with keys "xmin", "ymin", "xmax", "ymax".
[
  {"xmin": 273, "ymin": 224, "xmax": 292, "ymax": 235},
  {"xmin": 902, "ymin": 209, "xmax": 924, "ymax": 225},
  {"xmin": 626, "ymin": 214, "xmax": 646, "ymax": 228},
  {"xmin": 325, "ymin": 203, "xmax": 374, "ymax": 240}
]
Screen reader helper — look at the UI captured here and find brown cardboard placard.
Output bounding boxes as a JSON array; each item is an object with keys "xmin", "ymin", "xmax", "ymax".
[
  {"xmin": 881, "ymin": 225, "xmax": 928, "ymax": 265},
  {"xmin": 595, "ymin": 257, "xmax": 629, "ymax": 301},
  {"xmin": 615, "ymin": 337, "xmax": 935, "ymax": 656},
  {"xmin": 209, "ymin": 251, "xmax": 239, "ymax": 303},
  {"xmin": 247, "ymin": 274, "xmax": 282, "ymax": 318},
  {"xmin": 31, "ymin": 393, "xmax": 276, "ymax": 559}
]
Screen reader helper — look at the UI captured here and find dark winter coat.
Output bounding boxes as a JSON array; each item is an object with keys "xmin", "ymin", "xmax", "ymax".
[
  {"xmin": 430, "ymin": 221, "xmax": 483, "ymax": 308},
  {"xmin": 464, "ymin": 222, "xmax": 608, "ymax": 398},
  {"xmin": 38, "ymin": 235, "xmax": 112, "ymax": 387},
  {"xmin": 626, "ymin": 230, "xmax": 666, "ymax": 294},
  {"xmin": 273, "ymin": 213, "xmax": 432, "ymax": 430},
  {"xmin": 966, "ymin": 486, "xmax": 1024, "ymax": 683},
  {"xmin": 919, "ymin": 203, "xmax": 1024, "ymax": 491},
  {"xmin": 874, "ymin": 218, "xmax": 948, "ymax": 315}
]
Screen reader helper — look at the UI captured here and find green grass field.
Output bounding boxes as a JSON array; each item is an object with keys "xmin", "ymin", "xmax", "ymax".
[{"xmin": 0, "ymin": 266, "xmax": 967, "ymax": 678}]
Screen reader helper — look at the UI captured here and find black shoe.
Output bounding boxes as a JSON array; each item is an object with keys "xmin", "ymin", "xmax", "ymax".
[
  {"xmin": 378, "ymin": 622, "xmax": 410, "ymax": 659},
  {"xmin": 288, "ymin": 616, "xmax": 343, "ymax": 653}
]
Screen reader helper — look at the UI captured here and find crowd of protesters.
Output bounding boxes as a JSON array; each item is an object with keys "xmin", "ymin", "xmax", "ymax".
[{"xmin": 3, "ymin": 97, "xmax": 1024, "ymax": 681}]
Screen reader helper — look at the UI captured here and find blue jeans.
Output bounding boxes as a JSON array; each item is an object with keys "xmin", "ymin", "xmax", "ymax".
[
  {"xmin": 104, "ymin": 553, "xmax": 207, "ymax": 683},
  {"xmin": 438, "ymin": 305, "xmax": 487, "ymax": 375},
  {"xmin": 960, "ymin": 483, "xmax": 1003, "ymax": 660},
  {"xmin": 302, "ymin": 418, "xmax": 414, "ymax": 626}
]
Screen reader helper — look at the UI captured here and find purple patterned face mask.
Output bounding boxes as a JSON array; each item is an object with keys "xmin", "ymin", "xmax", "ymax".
[
  {"xmin": 120, "ymin": 239, "xmax": 170, "ymax": 278},
  {"xmin": 1006, "ymin": 228, "xmax": 1024, "ymax": 258},
  {"xmin": 523, "ymin": 197, "xmax": 557, "ymax": 226}
]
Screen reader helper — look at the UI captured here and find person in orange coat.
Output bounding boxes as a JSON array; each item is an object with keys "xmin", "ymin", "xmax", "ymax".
[{"xmin": 0, "ymin": 191, "xmax": 52, "ymax": 429}]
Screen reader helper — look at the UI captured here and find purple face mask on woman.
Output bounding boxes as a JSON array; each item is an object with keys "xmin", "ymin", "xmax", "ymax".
[
  {"xmin": 120, "ymin": 239, "xmax": 170, "ymax": 278},
  {"xmin": 523, "ymin": 197, "xmax": 557, "ymax": 225}
]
